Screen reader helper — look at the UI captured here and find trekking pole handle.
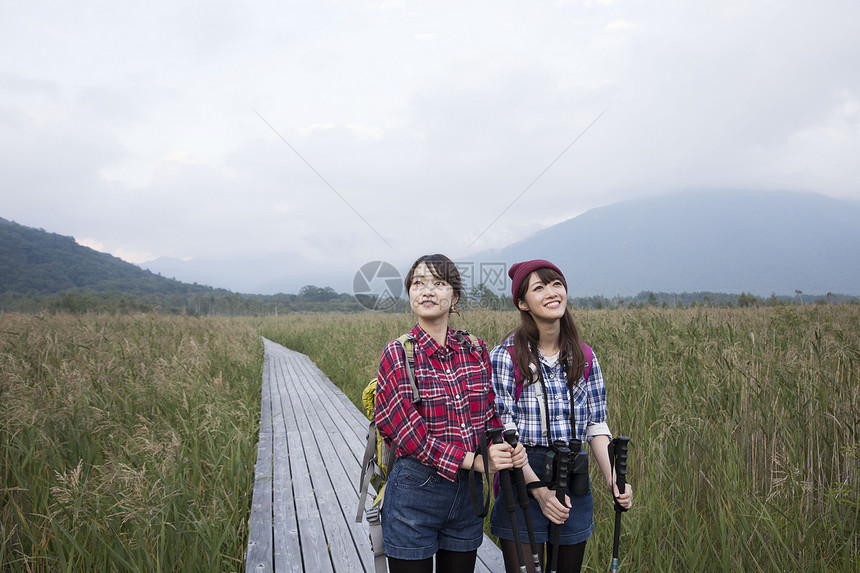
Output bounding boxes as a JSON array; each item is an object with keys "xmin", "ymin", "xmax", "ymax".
[
  {"xmin": 487, "ymin": 426, "xmax": 505, "ymax": 447},
  {"xmin": 548, "ymin": 443, "xmax": 570, "ymax": 573},
  {"xmin": 489, "ymin": 428, "xmax": 517, "ymax": 511},
  {"xmin": 491, "ymin": 426, "xmax": 528, "ymax": 572},
  {"xmin": 610, "ymin": 437, "xmax": 630, "ymax": 572},
  {"xmin": 504, "ymin": 423, "xmax": 544, "ymax": 573},
  {"xmin": 502, "ymin": 423, "xmax": 529, "ymax": 504},
  {"xmin": 502, "ymin": 423, "xmax": 519, "ymax": 449},
  {"xmin": 613, "ymin": 436, "xmax": 630, "ymax": 495},
  {"xmin": 555, "ymin": 445, "xmax": 570, "ymax": 501}
]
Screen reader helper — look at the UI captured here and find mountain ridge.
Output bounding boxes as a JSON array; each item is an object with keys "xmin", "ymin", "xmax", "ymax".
[
  {"xmin": 0, "ymin": 216, "xmax": 226, "ymax": 297},
  {"xmin": 3, "ymin": 190, "xmax": 859, "ymax": 300},
  {"xmin": 467, "ymin": 190, "xmax": 860, "ymax": 297}
]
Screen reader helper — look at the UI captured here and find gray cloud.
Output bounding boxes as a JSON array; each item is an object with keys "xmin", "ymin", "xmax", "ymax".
[{"xmin": 1, "ymin": 0, "xmax": 858, "ymax": 278}]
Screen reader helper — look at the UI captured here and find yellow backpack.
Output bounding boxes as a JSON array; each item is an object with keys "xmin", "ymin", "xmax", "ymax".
[{"xmin": 355, "ymin": 334, "xmax": 418, "ymax": 573}]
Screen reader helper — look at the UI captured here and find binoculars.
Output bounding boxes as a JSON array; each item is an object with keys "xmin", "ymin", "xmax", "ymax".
[{"xmin": 541, "ymin": 438, "xmax": 590, "ymax": 496}]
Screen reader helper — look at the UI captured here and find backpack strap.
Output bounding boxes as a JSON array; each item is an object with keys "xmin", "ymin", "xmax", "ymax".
[
  {"xmin": 356, "ymin": 423, "xmax": 380, "ymax": 522},
  {"xmin": 506, "ymin": 344, "xmax": 524, "ymax": 402},
  {"xmin": 365, "ymin": 488, "xmax": 387, "ymax": 573},
  {"xmin": 397, "ymin": 334, "xmax": 421, "ymax": 405},
  {"xmin": 355, "ymin": 334, "xmax": 419, "ymax": 523},
  {"xmin": 468, "ymin": 433, "xmax": 492, "ymax": 518},
  {"xmin": 450, "ymin": 329, "xmax": 480, "ymax": 355},
  {"xmin": 581, "ymin": 342, "xmax": 593, "ymax": 383}
]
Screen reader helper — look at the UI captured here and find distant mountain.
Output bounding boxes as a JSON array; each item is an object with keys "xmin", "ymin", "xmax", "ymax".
[
  {"xmin": 7, "ymin": 190, "xmax": 856, "ymax": 305},
  {"xmin": 0, "ymin": 217, "xmax": 225, "ymax": 297},
  {"xmin": 0, "ymin": 218, "xmax": 374, "ymax": 314},
  {"xmin": 140, "ymin": 254, "xmax": 353, "ymax": 295},
  {"xmin": 469, "ymin": 190, "xmax": 860, "ymax": 297}
]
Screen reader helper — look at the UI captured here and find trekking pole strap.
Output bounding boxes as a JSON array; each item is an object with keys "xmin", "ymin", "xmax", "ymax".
[{"xmin": 469, "ymin": 434, "xmax": 491, "ymax": 518}]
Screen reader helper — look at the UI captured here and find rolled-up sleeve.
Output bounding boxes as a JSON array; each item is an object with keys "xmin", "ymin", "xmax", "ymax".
[
  {"xmin": 490, "ymin": 344, "xmax": 517, "ymax": 427},
  {"xmin": 585, "ymin": 353, "xmax": 611, "ymax": 441}
]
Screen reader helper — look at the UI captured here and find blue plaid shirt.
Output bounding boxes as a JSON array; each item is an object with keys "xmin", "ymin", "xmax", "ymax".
[{"xmin": 490, "ymin": 337, "xmax": 611, "ymax": 447}]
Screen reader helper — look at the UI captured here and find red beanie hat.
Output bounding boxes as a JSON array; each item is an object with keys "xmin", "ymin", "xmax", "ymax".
[{"xmin": 509, "ymin": 259, "xmax": 566, "ymax": 308}]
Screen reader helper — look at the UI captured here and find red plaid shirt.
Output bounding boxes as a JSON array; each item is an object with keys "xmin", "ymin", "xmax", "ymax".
[{"xmin": 375, "ymin": 324, "xmax": 501, "ymax": 481}]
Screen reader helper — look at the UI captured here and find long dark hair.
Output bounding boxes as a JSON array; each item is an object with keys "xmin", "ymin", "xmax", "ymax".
[{"xmin": 507, "ymin": 267, "xmax": 585, "ymax": 387}]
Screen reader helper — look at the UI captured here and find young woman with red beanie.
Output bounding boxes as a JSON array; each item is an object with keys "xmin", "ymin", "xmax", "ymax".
[
  {"xmin": 375, "ymin": 253, "xmax": 526, "ymax": 573},
  {"xmin": 489, "ymin": 259, "xmax": 632, "ymax": 573}
]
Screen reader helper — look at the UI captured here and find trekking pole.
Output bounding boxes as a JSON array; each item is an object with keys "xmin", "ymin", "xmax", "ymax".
[
  {"xmin": 609, "ymin": 437, "xmax": 630, "ymax": 573},
  {"xmin": 489, "ymin": 427, "xmax": 528, "ymax": 573},
  {"xmin": 547, "ymin": 441, "xmax": 569, "ymax": 573},
  {"xmin": 503, "ymin": 422, "xmax": 542, "ymax": 573}
]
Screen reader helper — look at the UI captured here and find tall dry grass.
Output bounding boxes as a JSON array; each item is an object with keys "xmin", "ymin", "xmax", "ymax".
[
  {"xmin": 260, "ymin": 305, "xmax": 859, "ymax": 571},
  {"xmin": 0, "ymin": 313, "xmax": 262, "ymax": 572}
]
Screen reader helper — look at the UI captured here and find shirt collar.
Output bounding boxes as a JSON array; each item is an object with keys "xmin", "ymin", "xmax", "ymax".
[{"xmin": 410, "ymin": 323, "xmax": 458, "ymax": 357}]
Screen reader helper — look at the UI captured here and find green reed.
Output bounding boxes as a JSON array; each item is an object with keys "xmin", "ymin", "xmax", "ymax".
[
  {"xmin": 1, "ymin": 313, "xmax": 263, "ymax": 572},
  {"xmin": 260, "ymin": 305, "xmax": 859, "ymax": 571}
]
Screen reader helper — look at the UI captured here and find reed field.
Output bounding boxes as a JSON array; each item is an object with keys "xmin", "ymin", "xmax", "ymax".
[
  {"xmin": 2, "ymin": 306, "xmax": 857, "ymax": 572},
  {"xmin": 260, "ymin": 304, "xmax": 860, "ymax": 572},
  {"xmin": 1, "ymin": 314, "xmax": 263, "ymax": 572}
]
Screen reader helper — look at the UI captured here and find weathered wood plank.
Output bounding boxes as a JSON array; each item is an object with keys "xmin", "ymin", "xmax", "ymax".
[
  {"xmin": 285, "ymin": 354, "xmax": 364, "ymax": 572},
  {"xmin": 476, "ymin": 536, "xmax": 507, "ymax": 572},
  {"xmin": 304, "ymin": 358, "xmax": 372, "ymax": 430},
  {"xmin": 268, "ymin": 347, "xmax": 303, "ymax": 573},
  {"xmin": 272, "ymin": 348, "xmax": 333, "ymax": 572},
  {"xmin": 248, "ymin": 338, "xmax": 506, "ymax": 572},
  {"xmin": 291, "ymin": 356, "xmax": 375, "ymax": 571},
  {"xmin": 293, "ymin": 355, "xmax": 372, "ymax": 466},
  {"xmin": 245, "ymin": 353, "xmax": 274, "ymax": 573}
]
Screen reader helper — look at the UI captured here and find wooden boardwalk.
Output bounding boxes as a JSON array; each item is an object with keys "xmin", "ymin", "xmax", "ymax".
[{"xmin": 245, "ymin": 338, "xmax": 506, "ymax": 573}]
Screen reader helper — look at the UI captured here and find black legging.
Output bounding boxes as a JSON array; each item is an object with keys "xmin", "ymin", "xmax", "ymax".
[
  {"xmin": 387, "ymin": 549, "xmax": 478, "ymax": 573},
  {"xmin": 499, "ymin": 539, "xmax": 586, "ymax": 573}
]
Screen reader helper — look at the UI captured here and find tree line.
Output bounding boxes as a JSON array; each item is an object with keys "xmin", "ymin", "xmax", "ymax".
[{"xmin": 2, "ymin": 283, "xmax": 856, "ymax": 316}]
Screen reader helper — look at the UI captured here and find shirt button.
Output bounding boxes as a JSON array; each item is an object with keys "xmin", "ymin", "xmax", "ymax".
[
  {"xmin": 455, "ymin": 394, "xmax": 460, "ymax": 399},
  {"xmin": 461, "ymin": 423, "xmax": 466, "ymax": 428}
]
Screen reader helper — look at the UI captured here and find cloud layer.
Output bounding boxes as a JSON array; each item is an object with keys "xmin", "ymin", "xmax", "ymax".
[{"xmin": 2, "ymin": 0, "xmax": 859, "ymax": 276}]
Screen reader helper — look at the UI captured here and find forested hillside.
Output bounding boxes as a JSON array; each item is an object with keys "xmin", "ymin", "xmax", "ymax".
[
  {"xmin": 0, "ymin": 218, "xmax": 366, "ymax": 314},
  {"xmin": 0, "ymin": 217, "xmax": 216, "ymax": 296}
]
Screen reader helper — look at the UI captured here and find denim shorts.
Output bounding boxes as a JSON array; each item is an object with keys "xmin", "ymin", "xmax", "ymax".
[
  {"xmin": 490, "ymin": 446, "xmax": 594, "ymax": 545},
  {"xmin": 382, "ymin": 456, "xmax": 486, "ymax": 560}
]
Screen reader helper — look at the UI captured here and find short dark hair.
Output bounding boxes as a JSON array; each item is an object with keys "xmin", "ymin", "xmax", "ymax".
[{"xmin": 404, "ymin": 254, "xmax": 464, "ymax": 303}]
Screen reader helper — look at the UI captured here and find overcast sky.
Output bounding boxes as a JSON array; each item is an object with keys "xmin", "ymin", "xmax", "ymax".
[{"xmin": 2, "ymin": 0, "xmax": 859, "ymax": 276}]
